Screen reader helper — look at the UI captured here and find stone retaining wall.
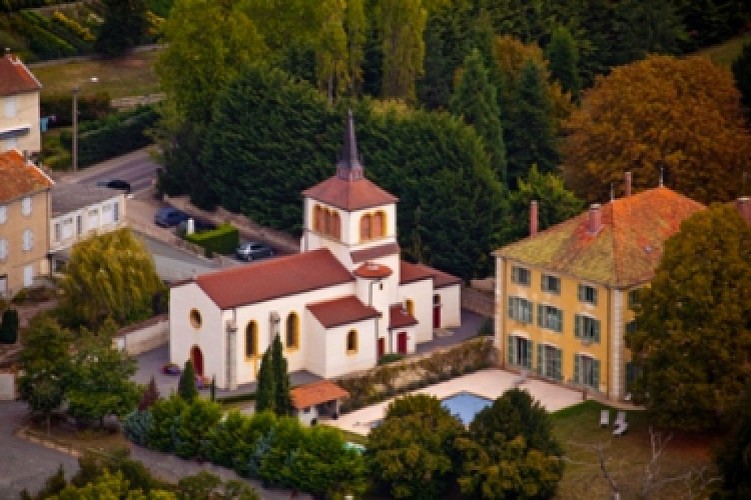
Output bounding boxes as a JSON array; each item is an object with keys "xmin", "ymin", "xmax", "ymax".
[
  {"xmin": 113, "ymin": 314, "xmax": 169, "ymax": 356},
  {"xmin": 461, "ymin": 286, "xmax": 494, "ymax": 318}
]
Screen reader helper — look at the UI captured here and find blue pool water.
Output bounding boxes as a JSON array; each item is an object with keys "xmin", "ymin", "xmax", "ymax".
[{"xmin": 441, "ymin": 391, "xmax": 493, "ymax": 425}]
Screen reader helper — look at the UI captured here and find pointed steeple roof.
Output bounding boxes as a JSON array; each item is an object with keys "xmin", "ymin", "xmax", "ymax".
[
  {"xmin": 303, "ymin": 111, "xmax": 397, "ymax": 211},
  {"xmin": 336, "ymin": 110, "xmax": 364, "ymax": 180}
]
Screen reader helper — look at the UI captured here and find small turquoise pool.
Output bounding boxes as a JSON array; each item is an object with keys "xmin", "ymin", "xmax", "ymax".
[{"xmin": 441, "ymin": 391, "xmax": 493, "ymax": 425}]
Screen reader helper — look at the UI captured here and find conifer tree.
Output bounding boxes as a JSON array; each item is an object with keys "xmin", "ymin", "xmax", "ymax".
[
  {"xmin": 138, "ymin": 376, "xmax": 160, "ymax": 411},
  {"xmin": 271, "ymin": 334, "xmax": 292, "ymax": 415},
  {"xmin": 255, "ymin": 347, "xmax": 276, "ymax": 414},
  {"xmin": 450, "ymin": 48, "xmax": 507, "ymax": 181},
  {"xmin": 178, "ymin": 360, "xmax": 198, "ymax": 403},
  {"xmin": 546, "ymin": 26, "xmax": 581, "ymax": 101},
  {"xmin": 732, "ymin": 42, "xmax": 751, "ymax": 119}
]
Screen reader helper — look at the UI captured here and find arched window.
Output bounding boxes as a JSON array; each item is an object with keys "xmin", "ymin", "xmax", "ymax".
[
  {"xmin": 331, "ymin": 212, "xmax": 341, "ymax": 239},
  {"xmin": 245, "ymin": 321, "xmax": 258, "ymax": 358},
  {"xmin": 372, "ymin": 211, "xmax": 385, "ymax": 238},
  {"xmin": 405, "ymin": 299, "xmax": 415, "ymax": 316},
  {"xmin": 360, "ymin": 214, "xmax": 372, "ymax": 241},
  {"xmin": 346, "ymin": 330, "xmax": 358, "ymax": 354},
  {"xmin": 313, "ymin": 205, "xmax": 323, "ymax": 232},
  {"xmin": 286, "ymin": 312, "xmax": 299, "ymax": 349}
]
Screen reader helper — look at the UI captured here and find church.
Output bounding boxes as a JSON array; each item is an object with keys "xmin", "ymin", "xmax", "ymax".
[{"xmin": 169, "ymin": 112, "xmax": 462, "ymax": 389}]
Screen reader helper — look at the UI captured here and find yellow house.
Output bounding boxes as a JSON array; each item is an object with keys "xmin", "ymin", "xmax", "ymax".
[
  {"xmin": 0, "ymin": 54, "xmax": 42, "ymax": 156},
  {"xmin": 0, "ymin": 149, "xmax": 54, "ymax": 298},
  {"xmin": 493, "ymin": 183, "xmax": 704, "ymax": 401}
]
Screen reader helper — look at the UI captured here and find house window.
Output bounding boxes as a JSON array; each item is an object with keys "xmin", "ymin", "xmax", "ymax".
[
  {"xmin": 76, "ymin": 215, "xmax": 83, "ymax": 235},
  {"xmin": 372, "ymin": 211, "xmax": 385, "ymax": 238},
  {"xmin": 574, "ymin": 314, "xmax": 600, "ymax": 343},
  {"xmin": 578, "ymin": 284, "xmax": 597, "ymax": 305},
  {"xmin": 537, "ymin": 344, "xmax": 563, "ymax": 380},
  {"xmin": 189, "ymin": 309, "xmax": 202, "ymax": 329},
  {"xmin": 286, "ymin": 312, "xmax": 299, "ymax": 349},
  {"xmin": 62, "ymin": 217, "xmax": 73, "ymax": 240},
  {"xmin": 0, "ymin": 205, "xmax": 6, "ymax": 224},
  {"xmin": 541, "ymin": 274, "xmax": 560, "ymax": 294},
  {"xmin": 628, "ymin": 289, "xmax": 641, "ymax": 309},
  {"xmin": 360, "ymin": 214, "xmax": 372, "ymax": 241},
  {"xmin": 21, "ymin": 196, "xmax": 32, "ymax": 216},
  {"xmin": 625, "ymin": 320, "xmax": 637, "ymax": 337},
  {"xmin": 508, "ymin": 335, "xmax": 532, "ymax": 369},
  {"xmin": 0, "ymin": 239, "xmax": 7, "ymax": 261},
  {"xmin": 113, "ymin": 202, "xmax": 120, "ymax": 223},
  {"xmin": 405, "ymin": 299, "xmax": 414, "ymax": 316},
  {"xmin": 22, "ymin": 229, "xmax": 33, "ymax": 251},
  {"xmin": 574, "ymin": 354, "xmax": 600, "ymax": 389},
  {"xmin": 54, "ymin": 223, "xmax": 61, "ymax": 242},
  {"xmin": 23, "ymin": 265, "xmax": 33, "ymax": 287},
  {"xmin": 245, "ymin": 321, "xmax": 258, "ymax": 358},
  {"xmin": 511, "ymin": 265, "xmax": 531, "ymax": 286},
  {"xmin": 302, "ymin": 407, "xmax": 311, "ymax": 414},
  {"xmin": 537, "ymin": 304, "xmax": 563, "ymax": 332},
  {"xmin": 508, "ymin": 296, "xmax": 533, "ymax": 323},
  {"xmin": 346, "ymin": 330, "xmax": 358, "ymax": 354}
]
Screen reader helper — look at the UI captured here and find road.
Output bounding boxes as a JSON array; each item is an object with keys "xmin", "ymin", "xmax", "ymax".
[{"xmin": 60, "ymin": 147, "xmax": 161, "ymax": 195}]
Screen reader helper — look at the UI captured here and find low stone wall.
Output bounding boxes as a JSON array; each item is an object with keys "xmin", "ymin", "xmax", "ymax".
[
  {"xmin": 461, "ymin": 286, "xmax": 494, "ymax": 318},
  {"xmin": 0, "ymin": 371, "xmax": 17, "ymax": 400},
  {"xmin": 113, "ymin": 314, "xmax": 169, "ymax": 356}
]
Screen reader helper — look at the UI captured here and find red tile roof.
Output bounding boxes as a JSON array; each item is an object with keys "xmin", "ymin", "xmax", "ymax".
[
  {"xmin": 307, "ymin": 295, "xmax": 381, "ymax": 328},
  {"xmin": 400, "ymin": 260, "xmax": 462, "ymax": 288},
  {"xmin": 351, "ymin": 242, "xmax": 400, "ymax": 263},
  {"xmin": 494, "ymin": 187, "xmax": 705, "ymax": 287},
  {"xmin": 0, "ymin": 55, "xmax": 41, "ymax": 96},
  {"xmin": 389, "ymin": 304, "xmax": 418, "ymax": 329},
  {"xmin": 290, "ymin": 380, "xmax": 349, "ymax": 410},
  {"xmin": 0, "ymin": 150, "xmax": 54, "ymax": 203},
  {"xmin": 195, "ymin": 248, "xmax": 354, "ymax": 309},
  {"xmin": 303, "ymin": 176, "xmax": 398, "ymax": 211},
  {"xmin": 354, "ymin": 262, "xmax": 393, "ymax": 279}
]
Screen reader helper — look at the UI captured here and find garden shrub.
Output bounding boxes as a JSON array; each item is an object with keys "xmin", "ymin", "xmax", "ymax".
[
  {"xmin": 123, "ymin": 410, "xmax": 152, "ymax": 446},
  {"xmin": 174, "ymin": 398, "xmax": 222, "ymax": 459},
  {"xmin": 146, "ymin": 394, "xmax": 187, "ymax": 452},
  {"xmin": 41, "ymin": 93, "xmax": 112, "ymax": 128},
  {"xmin": 378, "ymin": 353, "xmax": 403, "ymax": 365},
  {"xmin": 184, "ymin": 223, "xmax": 240, "ymax": 256}
]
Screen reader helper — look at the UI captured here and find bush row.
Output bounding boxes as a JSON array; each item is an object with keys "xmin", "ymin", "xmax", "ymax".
[
  {"xmin": 9, "ymin": 11, "xmax": 76, "ymax": 60},
  {"xmin": 338, "ymin": 337, "xmax": 493, "ymax": 413},
  {"xmin": 41, "ymin": 92, "xmax": 112, "ymax": 127},
  {"xmin": 1, "ymin": 0, "xmax": 71, "ymax": 12},
  {"xmin": 59, "ymin": 105, "xmax": 158, "ymax": 168},
  {"xmin": 124, "ymin": 396, "xmax": 367, "ymax": 498},
  {"xmin": 184, "ymin": 223, "xmax": 239, "ymax": 257}
]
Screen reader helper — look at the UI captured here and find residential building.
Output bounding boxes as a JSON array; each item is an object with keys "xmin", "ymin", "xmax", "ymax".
[
  {"xmin": 169, "ymin": 112, "xmax": 462, "ymax": 389},
  {"xmin": 48, "ymin": 183, "xmax": 127, "ymax": 271},
  {"xmin": 0, "ymin": 54, "xmax": 42, "ymax": 156},
  {"xmin": 493, "ymin": 177, "xmax": 705, "ymax": 401},
  {"xmin": 0, "ymin": 149, "xmax": 54, "ymax": 297}
]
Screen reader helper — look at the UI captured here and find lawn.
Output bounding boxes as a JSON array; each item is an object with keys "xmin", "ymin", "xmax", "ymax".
[
  {"xmin": 23, "ymin": 421, "xmax": 130, "ymax": 457},
  {"xmin": 552, "ymin": 401, "xmax": 722, "ymax": 499},
  {"xmin": 30, "ymin": 48, "xmax": 163, "ymax": 99},
  {"xmin": 694, "ymin": 32, "xmax": 751, "ymax": 67}
]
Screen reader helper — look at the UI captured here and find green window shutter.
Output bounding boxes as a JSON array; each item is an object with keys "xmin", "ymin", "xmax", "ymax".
[
  {"xmin": 508, "ymin": 335, "xmax": 515, "ymax": 364},
  {"xmin": 594, "ymin": 319, "xmax": 601, "ymax": 343},
  {"xmin": 557, "ymin": 349, "xmax": 563, "ymax": 380},
  {"xmin": 537, "ymin": 304, "xmax": 543, "ymax": 327},
  {"xmin": 573, "ymin": 354, "xmax": 580, "ymax": 383},
  {"xmin": 577, "ymin": 285, "xmax": 584, "ymax": 301},
  {"xmin": 537, "ymin": 344, "xmax": 543, "ymax": 375},
  {"xmin": 525, "ymin": 340, "xmax": 532, "ymax": 368},
  {"xmin": 574, "ymin": 315, "xmax": 581, "ymax": 338},
  {"xmin": 593, "ymin": 359, "xmax": 600, "ymax": 389},
  {"xmin": 508, "ymin": 297, "xmax": 514, "ymax": 319}
]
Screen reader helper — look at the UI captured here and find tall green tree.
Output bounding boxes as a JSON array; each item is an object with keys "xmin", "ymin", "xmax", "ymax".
[
  {"xmin": 378, "ymin": 0, "xmax": 427, "ymax": 103},
  {"xmin": 95, "ymin": 0, "xmax": 147, "ymax": 56},
  {"xmin": 367, "ymin": 394, "xmax": 465, "ymax": 499},
  {"xmin": 270, "ymin": 334, "xmax": 292, "ymax": 416},
  {"xmin": 628, "ymin": 204, "xmax": 751, "ymax": 431},
  {"xmin": 316, "ymin": 0, "xmax": 349, "ymax": 103},
  {"xmin": 732, "ymin": 42, "xmax": 751, "ymax": 119},
  {"xmin": 612, "ymin": 0, "xmax": 686, "ymax": 65},
  {"xmin": 345, "ymin": 0, "xmax": 367, "ymax": 95},
  {"xmin": 450, "ymin": 48, "xmax": 507, "ymax": 181},
  {"xmin": 178, "ymin": 360, "xmax": 198, "ymax": 403},
  {"xmin": 505, "ymin": 59, "xmax": 559, "ymax": 186},
  {"xmin": 18, "ymin": 317, "xmax": 73, "ymax": 434},
  {"xmin": 255, "ymin": 346, "xmax": 276, "ymax": 414},
  {"xmin": 546, "ymin": 26, "xmax": 581, "ymax": 101},
  {"xmin": 56, "ymin": 228, "xmax": 164, "ymax": 330}
]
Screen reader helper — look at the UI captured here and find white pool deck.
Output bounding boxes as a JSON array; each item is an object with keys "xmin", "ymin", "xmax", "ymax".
[{"xmin": 329, "ymin": 368, "xmax": 584, "ymax": 436}]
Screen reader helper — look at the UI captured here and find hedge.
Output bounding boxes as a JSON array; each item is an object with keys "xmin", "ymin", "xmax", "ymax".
[
  {"xmin": 184, "ymin": 223, "xmax": 239, "ymax": 257},
  {"xmin": 41, "ymin": 92, "xmax": 112, "ymax": 128}
]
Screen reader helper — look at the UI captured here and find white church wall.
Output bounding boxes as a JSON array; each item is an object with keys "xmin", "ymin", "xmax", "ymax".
[
  {"xmin": 436, "ymin": 285, "xmax": 461, "ymax": 328},
  {"xmin": 399, "ymin": 279, "xmax": 434, "ymax": 343},
  {"xmin": 322, "ymin": 318, "xmax": 380, "ymax": 378}
]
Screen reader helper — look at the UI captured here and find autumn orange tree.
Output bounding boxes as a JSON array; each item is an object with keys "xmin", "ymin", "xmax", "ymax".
[{"xmin": 562, "ymin": 55, "xmax": 751, "ymax": 204}]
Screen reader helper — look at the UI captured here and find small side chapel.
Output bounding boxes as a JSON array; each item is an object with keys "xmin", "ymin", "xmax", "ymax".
[{"xmin": 169, "ymin": 111, "xmax": 462, "ymax": 389}]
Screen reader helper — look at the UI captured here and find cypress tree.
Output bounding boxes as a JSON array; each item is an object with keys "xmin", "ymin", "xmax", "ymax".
[
  {"xmin": 450, "ymin": 48, "xmax": 507, "ymax": 182},
  {"xmin": 178, "ymin": 360, "xmax": 198, "ymax": 402},
  {"xmin": 546, "ymin": 26, "xmax": 581, "ymax": 101},
  {"xmin": 271, "ymin": 334, "xmax": 292, "ymax": 415},
  {"xmin": 255, "ymin": 347, "xmax": 276, "ymax": 414}
]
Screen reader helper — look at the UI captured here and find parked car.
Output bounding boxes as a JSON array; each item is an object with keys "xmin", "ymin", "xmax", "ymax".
[
  {"xmin": 176, "ymin": 217, "xmax": 217, "ymax": 236},
  {"xmin": 154, "ymin": 207, "xmax": 190, "ymax": 227},
  {"xmin": 235, "ymin": 241, "xmax": 274, "ymax": 261},
  {"xmin": 96, "ymin": 179, "xmax": 131, "ymax": 194}
]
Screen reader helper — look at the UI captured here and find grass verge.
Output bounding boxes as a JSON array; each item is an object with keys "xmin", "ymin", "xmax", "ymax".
[{"xmin": 23, "ymin": 423, "xmax": 130, "ymax": 457}]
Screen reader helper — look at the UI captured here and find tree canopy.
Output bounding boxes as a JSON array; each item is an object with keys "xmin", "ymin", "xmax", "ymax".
[
  {"xmin": 562, "ymin": 55, "xmax": 751, "ymax": 205},
  {"xmin": 255, "ymin": 334, "xmax": 292, "ymax": 416},
  {"xmin": 95, "ymin": 0, "xmax": 147, "ymax": 56},
  {"xmin": 627, "ymin": 204, "xmax": 751, "ymax": 431},
  {"xmin": 56, "ymin": 228, "xmax": 164, "ymax": 330}
]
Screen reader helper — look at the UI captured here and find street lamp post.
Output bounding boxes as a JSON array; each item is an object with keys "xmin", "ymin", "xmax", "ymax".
[{"xmin": 71, "ymin": 77, "xmax": 98, "ymax": 172}]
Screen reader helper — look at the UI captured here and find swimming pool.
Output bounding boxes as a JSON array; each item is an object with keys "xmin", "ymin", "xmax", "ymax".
[{"xmin": 441, "ymin": 391, "xmax": 493, "ymax": 425}]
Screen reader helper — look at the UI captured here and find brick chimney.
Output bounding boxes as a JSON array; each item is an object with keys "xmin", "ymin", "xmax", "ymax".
[
  {"xmin": 530, "ymin": 200, "xmax": 538, "ymax": 237},
  {"xmin": 588, "ymin": 203, "xmax": 602, "ymax": 234},
  {"xmin": 625, "ymin": 171, "xmax": 632, "ymax": 197},
  {"xmin": 736, "ymin": 197, "xmax": 751, "ymax": 225}
]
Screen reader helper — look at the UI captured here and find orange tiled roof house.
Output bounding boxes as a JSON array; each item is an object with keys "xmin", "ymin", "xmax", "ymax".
[
  {"xmin": 492, "ymin": 173, "xmax": 717, "ymax": 401},
  {"xmin": 0, "ymin": 54, "xmax": 42, "ymax": 156},
  {"xmin": 169, "ymin": 112, "xmax": 462, "ymax": 390}
]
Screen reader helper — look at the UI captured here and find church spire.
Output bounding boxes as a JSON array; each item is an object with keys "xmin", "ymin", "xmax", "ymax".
[{"xmin": 336, "ymin": 109, "xmax": 364, "ymax": 181}]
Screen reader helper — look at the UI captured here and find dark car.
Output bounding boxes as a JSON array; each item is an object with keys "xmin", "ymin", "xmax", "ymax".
[
  {"xmin": 235, "ymin": 241, "xmax": 274, "ymax": 261},
  {"xmin": 96, "ymin": 179, "xmax": 132, "ymax": 194},
  {"xmin": 154, "ymin": 207, "xmax": 190, "ymax": 227},
  {"xmin": 176, "ymin": 217, "xmax": 217, "ymax": 236}
]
